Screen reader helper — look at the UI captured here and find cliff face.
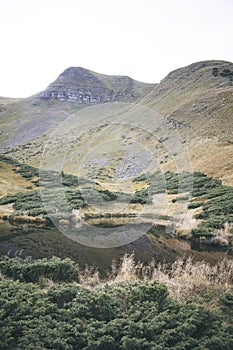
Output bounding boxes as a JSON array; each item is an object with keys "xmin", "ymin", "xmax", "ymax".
[{"xmin": 37, "ymin": 67, "xmax": 155, "ymax": 103}]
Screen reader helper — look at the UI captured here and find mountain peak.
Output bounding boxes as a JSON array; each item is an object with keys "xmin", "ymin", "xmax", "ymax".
[
  {"xmin": 58, "ymin": 67, "xmax": 93, "ymax": 80},
  {"xmin": 162, "ymin": 60, "xmax": 233, "ymax": 82},
  {"xmin": 37, "ymin": 67, "xmax": 155, "ymax": 103}
]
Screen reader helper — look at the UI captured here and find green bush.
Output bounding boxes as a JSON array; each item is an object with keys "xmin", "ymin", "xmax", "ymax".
[
  {"xmin": 98, "ymin": 189, "xmax": 118, "ymax": 201},
  {"xmin": 131, "ymin": 188, "xmax": 152, "ymax": 204},
  {"xmin": 188, "ymin": 202, "xmax": 204, "ymax": 209},
  {"xmin": 0, "ymin": 195, "xmax": 17, "ymax": 205},
  {"xmin": 191, "ymin": 228, "xmax": 214, "ymax": 238},
  {"xmin": 194, "ymin": 186, "xmax": 233, "ymax": 232},
  {"xmin": 0, "ymin": 256, "xmax": 79, "ymax": 283},
  {"xmin": 0, "ymin": 268, "xmax": 232, "ymax": 350},
  {"xmin": 220, "ymin": 292, "xmax": 233, "ymax": 321},
  {"xmin": 212, "ymin": 67, "xmax": 219, "ymax": 76},
  {"xmin": 220, "ymin": 68, "xmax": 233, "ymax": 77},
  {"xmin": 133, "ymin": 174, "xmax": 147, "ymax": 182}
]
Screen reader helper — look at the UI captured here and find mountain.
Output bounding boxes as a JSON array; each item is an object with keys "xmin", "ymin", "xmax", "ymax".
[
  {"xmin": 0, "ymin": 60, "xmax": 232, "ymax": 185},
  {"xmin": 142, "ymin": 60, "xmax": 233, "ymax": 184},
  {"xmin": 37, "ymin": 66, "xmax": 155, "ymax": 103},
  {"xmin": 0, "ymin": 67, "xmax": 155, "ymax": 166}
]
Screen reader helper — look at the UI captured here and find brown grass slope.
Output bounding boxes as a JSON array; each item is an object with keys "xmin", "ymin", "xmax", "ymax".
[{"xmin": 142, "ymin": 60, "xmax": 233, "ymax": 185}]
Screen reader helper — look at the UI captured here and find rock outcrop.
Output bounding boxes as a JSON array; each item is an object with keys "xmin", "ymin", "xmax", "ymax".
[{"xmin": 37, "ymin": 67, "xmax": 155, "ymax": 103}]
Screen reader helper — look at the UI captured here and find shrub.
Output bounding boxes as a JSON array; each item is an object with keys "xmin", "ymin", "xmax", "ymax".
[
  {"xmin": 0, "ymin": 195, "xmax": 17, "ymax": 205},
  {"xmin": 220, "ymin": 68, "xmax": 233, "ymax": 77},
  {"xmin": 131, "ymin": 188, "xmax": 152, "ymax": 204},
  {"xmin": 133, "ymin": 174, "xmax": 147, "ymax": 182},
  {"xmin": 0, "ymin": 256, "xmax": 79, "ymax": 283},
  {"xmin": 98, "ymin": 189, "xmax": 118, "ymax": 201},
  {"xmin": 0, "ymin": 256, "xmax": 232, "ymax": 350},
  {"xmin": 191, "ymin": 228, "xmax": 213, "ymax": 238},
  {"xmin": 188, "ymin": 201, "xmax": 204, "ymax": 209},
  {"xmin": 212, "ymin": 67, "xmax": 219, "ymax": 76}
]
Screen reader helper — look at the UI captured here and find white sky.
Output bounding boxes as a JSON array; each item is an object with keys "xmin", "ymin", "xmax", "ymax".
[{"xmin": 0, "ymin": 0, "xmax": 232, "ymax": 97}]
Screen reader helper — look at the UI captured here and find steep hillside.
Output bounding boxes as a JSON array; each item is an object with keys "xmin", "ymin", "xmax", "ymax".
[
  {"xmin": 0, "ymin": 2, "xmax": 232, "ymax": 342},
  {"xmin": 143, "ymin": 60, "xmax": 233, "ymax": 121},
  {"xmin": 142, "ymin": 60, "xmax": 233, "ymax": 184}
]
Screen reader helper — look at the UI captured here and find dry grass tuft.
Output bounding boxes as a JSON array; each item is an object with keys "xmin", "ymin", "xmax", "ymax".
[
  {"xmin": 105, "ymin": 254, "xmax": 233, "ymax": 302},
  {"xmin": 152, "ymin": 257, "xmax": 233, "ymax": 301},
  {"xmin": 79, "ymin": 264, "xmax": 100, "ymax": 287},
  {"xmin": 109, "ymin": 254, "xmax": 155, "ymax": 283},
  {"xmin": 37, "ymin": 253, "xmax": 232, "ymax": 303},
  {"xmin": 215, "ymin": 222, "xmax": 233, "ymax": 238}
]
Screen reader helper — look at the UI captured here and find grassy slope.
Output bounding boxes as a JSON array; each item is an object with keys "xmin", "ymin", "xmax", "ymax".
[
  {"xmin": 0, "ymin": 158, "xmax": 38, "ymax": 218},
  {"xmin": 0, "ymin": 159, "xmax": 36, "ymax": 196},
  {"xmin": 0, "ymin": 69, "xmax": 155, "ymax": 169},
  {"xmin": 142, "ymin": 60, "xmax": 233, "ymax": 185}
]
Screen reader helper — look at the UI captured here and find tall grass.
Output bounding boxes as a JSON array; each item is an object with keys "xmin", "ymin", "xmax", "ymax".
[
  {"xmin": 2, "ymin": 253, "xmax": 232, "ymax": 304},
  {"xmin": 106, "ymin": 254, "xmax": 233, "ymax": 302}
]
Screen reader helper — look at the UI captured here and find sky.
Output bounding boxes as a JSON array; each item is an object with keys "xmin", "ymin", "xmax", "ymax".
[{"xmin": 0, "ymin": 0, "xmax": 232, "ymax": 98}]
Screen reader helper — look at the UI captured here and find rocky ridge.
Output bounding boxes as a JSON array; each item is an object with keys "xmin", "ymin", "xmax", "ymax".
[{"xmin": 37, "ymin": 67, "xmax": 155, "ymax": 103}]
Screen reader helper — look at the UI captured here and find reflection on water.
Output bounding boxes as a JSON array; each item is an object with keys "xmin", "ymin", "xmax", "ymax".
[
  {"xmin": 64, "ymin": 221, "xmax": 153, "ymax": 248},
  {"xmin": 0, "ymin": 218, "xmax": 232, "ymax": 257}
]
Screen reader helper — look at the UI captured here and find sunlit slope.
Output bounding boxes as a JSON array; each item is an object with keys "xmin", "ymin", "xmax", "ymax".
[{"xmin": 141, "ymin": 60, "xmax": 233, "ymax": 184}]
